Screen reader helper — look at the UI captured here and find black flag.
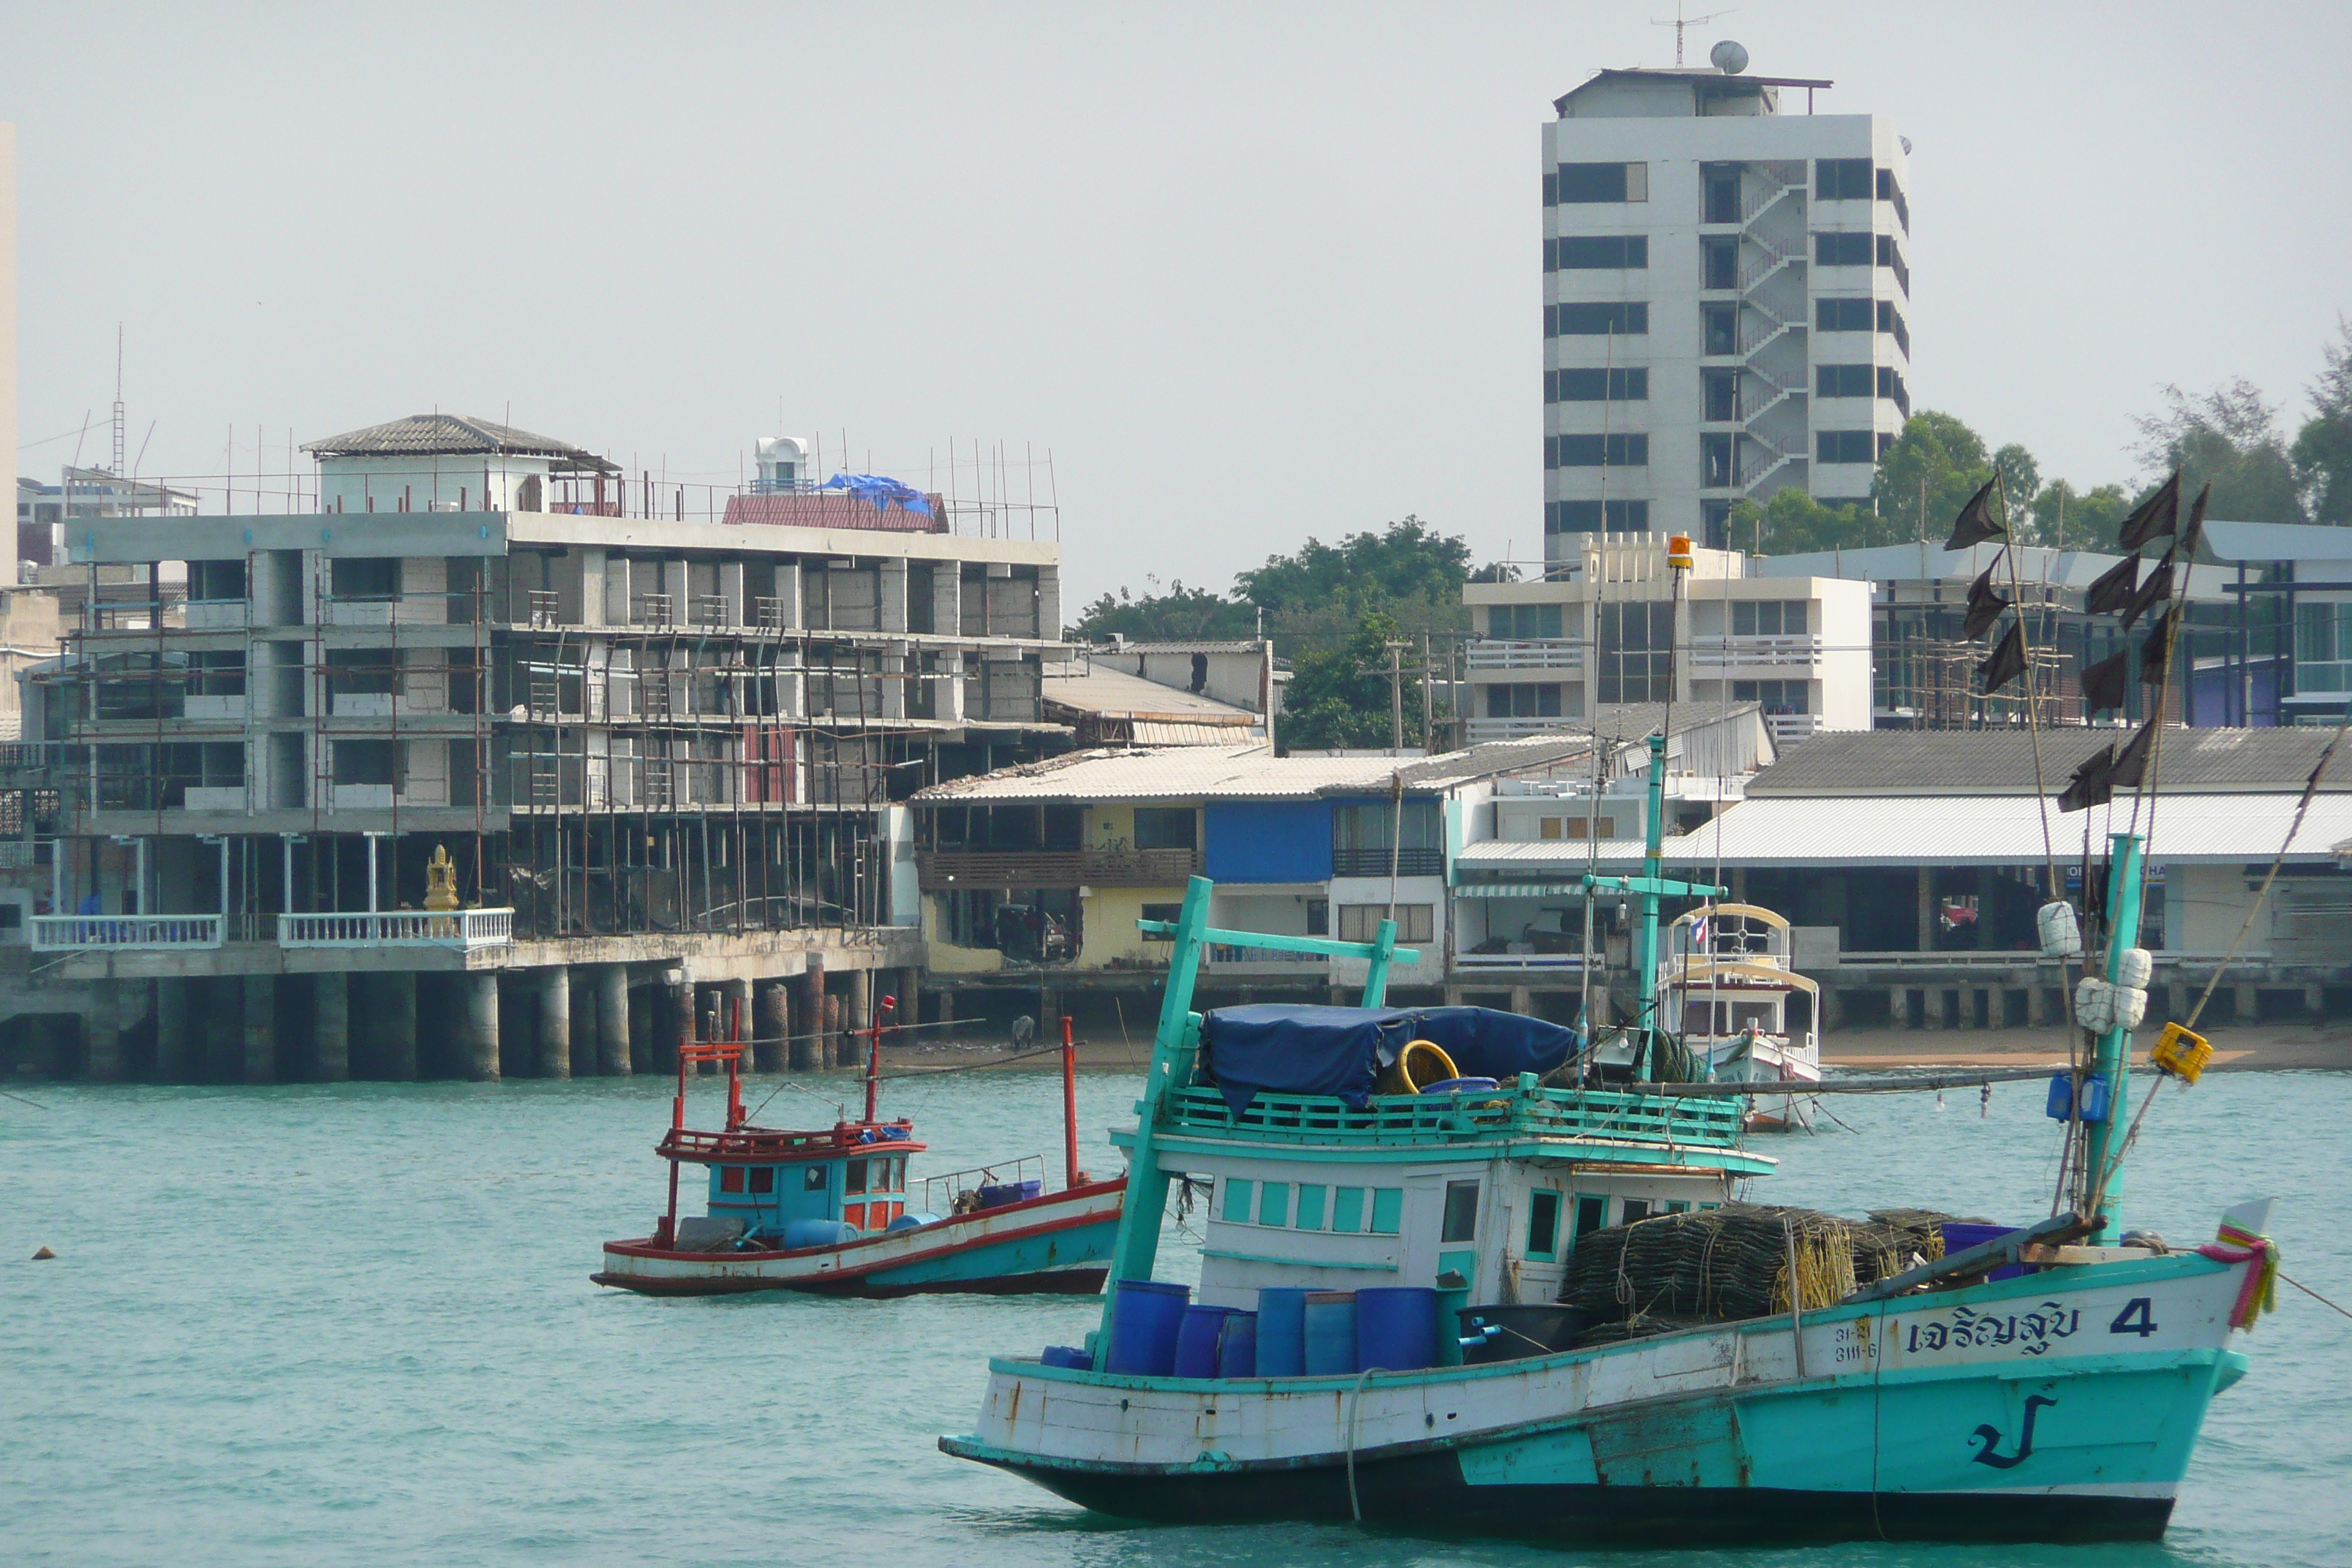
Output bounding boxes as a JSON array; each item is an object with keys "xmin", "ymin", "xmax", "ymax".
[
  {"xmin": 2178, "ymin": 482, "xmax": 2211, "ymax": 559},
  {"xmin": 2138, "ymin": 607, "xmax": 2174, "ymax": 685},
  {"xmin": 1963, "ymin": 559, "xmax": 2010, "ymax": 640},
  {"xmin": 2084, "ymin": 553, "xmax": 2139, "ymax": 617},
  {"xmin": 1978, "ymin": 619, "xmax": 2027, "ymax": 695},
  {"xmin": 1945, "ymin": 479, "xmax": 2005, "ymax": 551},
  {"xmin": 2122, "ymin": 551, "xmax": 2175, "ymax": 630},
  {"xmin": 2109, "ymin": 715, "xmax": 2160, "ymax": 791},
  {"xmin": 2080, "ymin": 647, "xmax": 2130, "ymax": 712},
  {"xmin": 2117, "ymin": 470, "xmax": 2181, "ymax": 551},
  {"xmin": 2058, "ymin": 744, "xmax": 2117, "ymax": 814}
]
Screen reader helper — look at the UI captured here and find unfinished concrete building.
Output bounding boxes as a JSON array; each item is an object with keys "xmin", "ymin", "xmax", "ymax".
[{"xmin": 9, "ymin": 414, "xmax": 1071, "ymax": 1082}]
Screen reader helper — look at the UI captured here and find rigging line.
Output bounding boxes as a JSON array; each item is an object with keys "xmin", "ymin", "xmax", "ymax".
[
  {"xmin": 1991, "ymin": 491, "xmax": 2061, "ymax": 907},
  {"xmin": 2133, "ymin": 524, "xmax": 2195, "ymax": 854},
  {"xmin": 2280, "ymin": 1270, "xmax": 2352, "ymax": 1324},
  {"xmin": 1, "ymin": 1088, "xmax": 52, "ymax": 1109}
]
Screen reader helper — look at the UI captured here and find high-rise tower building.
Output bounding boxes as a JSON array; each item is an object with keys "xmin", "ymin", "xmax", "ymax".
[{"xmin": 1542, "ymin": 53, "xmax": 1910, "ymax": 562}]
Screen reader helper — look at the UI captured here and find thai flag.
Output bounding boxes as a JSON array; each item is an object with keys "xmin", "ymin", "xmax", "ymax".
[{"xmin": 1690, "ymin": 914, "xmax": 1709, "ymax": 951}]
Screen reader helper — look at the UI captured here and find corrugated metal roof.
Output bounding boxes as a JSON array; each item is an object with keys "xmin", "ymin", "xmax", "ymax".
[
  {"xmin": 1095, "ymin": 639, "xmax": 1267, "ymax": 655},
  {"xmin": 1756, "ymin": 542, "xmax": 2234, "ymax": 600},
  {"xmin": 1746, "ymin": 728, "xmax": 2352, "ymax": 798},
  {"xmin": 302, "ymin": 414, "xmax": 618, "ymax": 472},
  {"xmin": 2201, "ymin": 521, "xmax": 2352, "ymax": 565},
  {"xmin": 913, "ymin": 744, "xmax": 1398, "ymax": 803},
  {"xmin": 1453, "ymin": 792, "xmax": 2352, "ymax": 871},
  {"xmin": 1041, "ymin": 664, "xmax": 1259, "ymax": 723}
]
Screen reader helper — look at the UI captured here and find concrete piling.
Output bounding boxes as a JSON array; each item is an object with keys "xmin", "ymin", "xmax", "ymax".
[
  {"xmin": 597, "ymin": 966, "xmax": 632, "ymax": 1077},
  {"xmin": 538, "ymin": 967, "xmax": 571, "ymax": 1079},
  {"xmin": 243, "ymin": 975, "xmax": 276, "ymax": 1084},
  {"xmin": 314, "ymin": 972, "xmax": 350, "ymax": 1082},
  {"xmin": 461, "ymin": 971, "xmax": 500, "ymax": 1081},
  {"xmin": 381, "ymin": 972, "xmax": 418, "ymax": 1082},
  {"xmin": 844, "ymin": 969, "xmax": 872, "ymax": 1068},
  {"xmin": 84, "ymin": 992, "xmax": 126, "ymax": 1083},
  {"xmin": 755, "ymin": 981, "xmax": 788, "ymax": 1073},
  {"xmin": 570, "ymin": 973, "xmax": 598, "ymax": 1077},
  {"xmin": 627, "ymin": 981, "xmax": 653, "ymax": 1074},
  {"xmin": 823, "ymin": 992, "xmax": 844, "ymax": 1066},
  {"xmin": 156, "ymin": 977, "xmax": 197, "ymax": 1082},
  {"xmin": 205, "ymin": 976, "xmax": 240, "ymax": 1079},
  {"xmin": 663, "ymin": 970, "xmax": 691, "ymax": 1072},
  {"xmin": 799, "ymin": 957, "xmax": 826, "ymax": 1071}
]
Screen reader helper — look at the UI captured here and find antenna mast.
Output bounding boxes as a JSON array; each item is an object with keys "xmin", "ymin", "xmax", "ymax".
[
  {"xmin": 111, "ymin": 325, "xmax": 126, "ymax": 478},
  {"xmin": 1650, "ymin": 1, "xmax": 1735, "ymax": 66}
]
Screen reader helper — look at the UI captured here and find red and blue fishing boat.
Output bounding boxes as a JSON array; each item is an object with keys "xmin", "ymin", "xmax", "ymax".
[{"xmin": 595, "ymin": 1002, "xmax": 1125, "ymax": 1297}]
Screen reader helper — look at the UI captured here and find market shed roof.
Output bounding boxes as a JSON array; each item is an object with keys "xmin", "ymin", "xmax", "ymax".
[{"xmin": 304, "ymin": 414, "xmax": 620, "ymax": 473}]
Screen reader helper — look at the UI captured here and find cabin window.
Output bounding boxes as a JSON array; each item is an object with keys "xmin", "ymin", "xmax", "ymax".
[
  {"xmin": 1294, "ymin": 1185, "xmax": 1328, "ymax": 1232},
  {"xmin": 1622, "ymin": 1199, "xmax": 1651, "ymax": 1224},
  {"xmin": 1441, "ymin": 1181, "xmax": 1481, "ymax": 1243},
  {"xmin": 1572, "ymin": 1195, "xmax": 1607, "ymax": 1244},
  {"xmin": 749, "ymin": 1166, "xmax": 775, "ymax": 1194},
  {"xmin": 845, "ymin": 1160, "xmax": 867, "ymax": 1195},
  {"xmin": 804, "ymin": 1166, "xmax": 828, "ymax": 1192},
  {"xmin": 1257, "ymin": 1183, "xmax": 1291, "ymax": 1228},
  {"xmin": 1666, "ymin": 1200, "xmax": 1690, "ymax": 1214},
  {"xmin": 1370, "ymin": 1188, "xmax": 1403, "ymax": 1235},
  {"xmin": 1221, "ymin": 1177, "xmax": 1254, "ymax": 1222},
  {"xmin": 1526, "ymin": 1191, "xmax": 1561, "ymax": 1261},
  {"xmin": 888, "ymin": 1157, "xmax": 906, "ymax": 1190},
  {"xmin": 720, "ymin": 1166, "xmax": 747, "ymax": 1194},
  {"xmin": 1331, "ymin": 1187, "xmax": 1365, "ymax": 1233}
]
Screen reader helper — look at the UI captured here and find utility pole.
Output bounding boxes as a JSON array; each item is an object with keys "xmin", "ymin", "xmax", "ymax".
[
  {"xmin": 1419, "ymin": 631, "xmax": 1434, "ymax": 750},
  {"xmin": 1357, "ymin": 639, "xmax": 1411, "ymax": 753}
]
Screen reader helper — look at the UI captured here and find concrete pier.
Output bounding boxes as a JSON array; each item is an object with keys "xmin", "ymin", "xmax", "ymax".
[
  {"xmin": 314, "ymin": 972, "xmax": 350, "ymax": 1082},
  {"xmin": 663, "ymin": 971, "xmax": 691, "ymax": 1071},
  {"xmin": 628, "ymin": 981, "xmax": 653, "ymax": 1074},
  {"xmin": 461, "ymin": 971, "xmax": 500, "ymax": 1081},
  {"xmin": 204, "ymin": 977, "xmax": 239, "ymax": 1079},
  {"xmin": 824, "ymin": 992, "xmax": 845, "ymax": 1066},
  {"xmin": 156, "ymin": 977, "xmax": 197, "ymax": 1082},
  {"xmin": 570, "ymin": 973, "xmax": 598, "ymax": 1077},
  {"xmin": 243, "ymin": 974, "xmax": 276, "ymax": 1084},
  {"xmin": 381, "ymin": 972, "xmax": 418, "ymax": 1082},
  {"xmin": 843, "ymin": 970, "xmax": 871, "ymax": 1068},
  {"xmin": 720, "ymin": 978, "xmax": 750, "ymax": 1051},
  {"xmin": 85, "ymin": 991, "xmax": 126, "ymax": 1083},
  {"xmin": 799, "ymin": 957, "xmax": 826, "ymax": 1070},
  {"xmin": 538, "ymin": 968, "xmax": 571, "ymax": 1079},
  {"xmin": 596, "ymin": 966, "xmax": 632, "ymax": 1077},
  {"xmin": 755, "ymin": 981, "xmax": 788, "ymax": 1073}
]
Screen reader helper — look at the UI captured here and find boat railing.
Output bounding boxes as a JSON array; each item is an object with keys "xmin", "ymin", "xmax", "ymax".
[
  {"xmin": 921, "ymin": 1154, "xmax": 1047, "ymax": 1213},
  {"xmin": 1162, "ymin": 1080, "xmax": 1744, "ymax": 1149}
]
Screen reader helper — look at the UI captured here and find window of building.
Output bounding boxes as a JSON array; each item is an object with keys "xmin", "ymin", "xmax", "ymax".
[
  {"xmin": 1877, "ymin": 365, "xmax": 1910, "ymax": 415},
  {"xmin": 1132, "ymin": 806, "xmax": 1196, "ymax": 851},
  {"xmin": 1548, "ymin": 301, "xmax": 1648, "ymax": 336},
  {"xmin": 1817, "ymin": 297, "xmax": 1874, "ymax": 333},
  {"xmin": 1488, "ymin": 603, "xmax": 1564, "ymax": 639},
  {"xmin": 1702, "ymin": 301, "xmax": 1738, "ymax": 355},
  {"xmin": 1548, "ymin": 367, "xmax": 1647, "ymax": 402},
  {"xmin": 1552, "ymin": 161, "xmax": 1647, "ymax": 203},
  {"xmin": 1441, "ymin": 1180, "xmax": 1481, "ymax": 1243},
  {"xmin": 1816, "ymin": 158, "xmax": 1873, "ymax": 200},
  {"xmin": 1702, "ymin": 497, "xmax": 1733, "ymax": 551},
  {"xmin": 1877, "ymin": 166, "xmax": 1910, "ymax": 233},
  {"xmin": 1305, "ymin": 897, "xmax": 1329, "ymax": 935},
  {"xmin": 1877, "ymin": 233, "xmax": 1910, "ymax": 295},
  {"xmin": 1702, "ymin": 432, "xmax": 1738, "ymax": 489},
  {"xmin": 187, "ymin": 559, "xmax": 248, "ymax": 602},
  {"xmin": 1338, "ymin": 903, "xmax": 1434, "ymax": 944},
  {"xmin": 1703, "ymin": 368, "xmax": 1739, "ymax": 421},
  {"xmin": 331, "ymin": 557, "xmax": 400, "ymax": 599},
  {"xmin": 1548, "ymin": 234, "xmax": 1647, "ymax": 269},
  {"xmin": 331, "ymin": 739, "xmax": 398, "ymax": 787},
  {"xmin": 1700, "ymin": 235, "xmax": 1739, "ymax": 290},
  {"xmin": 1549, "ymin": 500, "xmax": 1649, "ymax": 534},
  {"xmin": 1597, "ymin": 602, "xmax": 1673, "ymax": 705},
  {"xmin": 1550, "ymin": 434, "xmax": 1648, "ymax": 468},
  {"xmin": 1731, "ymin": 679, "xmax": 1810, "ymax": 715},
  {"xmin": 1817, "ymin": 363, "xmax": 1874, "ymax": 398},
  {"xmin": 1878, "ymin": 299, "xmax": 1910, "ymax": 355},
  {"xmin": 1733, "ymin": 600, "xmax": 1810, "ymax": 637},
  {"xmin": 1333, "ymin": 799, "xmax": 1442, "ymax": 875},
  {"xmin": 1483, "ymin": 682, "xmax": 1563, "ymax": 719},
  {"xmin": 1526, "ymin": 1190, "xmax": 1562, "ymax": 1261},
  {"xmin": 1813, "ymin": 231, "xmax": 1872, "ymax": 266},
  {"xmin": 1817, "ymin": 430, "xmax": 1878, "ymax": 464},
  {"xmin": 1138, "ymin": 901, "xmax": 1181, "ymax": 941},
  {"xmin": 1700, "ymin": 163, "xmax": 1741, "ymax": 223}
]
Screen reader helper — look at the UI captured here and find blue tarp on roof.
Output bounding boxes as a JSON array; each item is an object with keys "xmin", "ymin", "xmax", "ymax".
[
  {"xmin": 1196, "ymin": 1004, "xmax": 1579, "ymax": 1112},
  {"xmin": 821, "ymin": 473, "xmax": 935, "ymax": 517}
]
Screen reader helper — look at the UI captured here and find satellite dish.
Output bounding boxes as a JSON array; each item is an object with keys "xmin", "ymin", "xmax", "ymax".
[
  {"xmin": 1710, "ymin": 39, "xmax": 1749, "ymax": 74},
  {"xmin": 1901, "ymin": 136, "xmax": 1915, "ymax": 156}
]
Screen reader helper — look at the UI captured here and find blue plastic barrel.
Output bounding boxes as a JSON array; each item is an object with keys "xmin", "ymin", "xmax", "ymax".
[
  {"xmin": 781, "ymin": 1218, "xmax": 859, "ymax": 1250},
  {"xmin": 886, "ymin": 1212, "xmax": 941, "ymax": 1232},
  {"xmin": 1420, "ymin": 1077, "xmax": 1501, "ymax": 1095},
  {"xmin": 1216, "ymin": 1311, "xmax": 1258, "ymax": 1378},
  {"xmin": 1303, "ymin": 1290, "xmax": 1358, "ymax": 1376},
  {"xmin": 1255, "ymin": 1287, "xmax": 1309, "ymax": 1376},
  {"xmin": 1355, "ymin": 1286, "xmax": 1439, "ymax": 1371},
  {"xmin": 1039, "ymin": 1345, "xmax": 1092, "ymax": 1370},
  {"xmin": 1172, "ymin": 1304, "xmax": 1237, "ymax": 1379},
  {"xmin": 1942, "ymin": 1221, "xmax": 2028, "ymax": 1282},
  {"xmin": 1105, "ymin": 1279, "xmax": 1191, "ymax": 1375}
]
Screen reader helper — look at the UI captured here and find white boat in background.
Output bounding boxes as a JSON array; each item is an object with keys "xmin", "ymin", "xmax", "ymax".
[{"xmin": 1657, "ymin": 905, "xmax": 1822, "ymax": 1126}]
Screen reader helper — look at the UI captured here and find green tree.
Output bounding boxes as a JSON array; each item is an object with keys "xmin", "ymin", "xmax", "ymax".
[
  {"xmin": 2293, "ymin": 316, "xmax": 2352, "ymax": 526},
  {"xmin": 1725, "ymin": 488, "xmax": 1891, "ymax": 555},
  {"xmin": 2027, "ymin": 480, "xmax": 2133, "ymax": 549},
  {"xmin": 1233, "ymin": 516, "xmax": 1473, "ymax": 614},
  {"xmin": 2132, "ymin": 379, "xmax": 2305, "ymax": 524},
  {"xmin": 1992, "ymin": 442, "xmax": 2040, "ymax": 524},
  {"xmin": 1279, "ymin": 610, "xmax": 1421, "ymax": 752},
  {"xmin": 1870, "ymin": 410, "xmax": 1997, "ymax": 541},
  {"xmin": 1068, "ymin": 578, "xmax": 1254, "ymax": 642}
]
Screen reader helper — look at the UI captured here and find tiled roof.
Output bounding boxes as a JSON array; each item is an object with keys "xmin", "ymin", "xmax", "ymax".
[
  {"xmin": 721, "ymin": 491, "xmax": 946, "ymax": 534},
  {"xmin": 303, "ymin": 414, "xmax": 618, "ymax": 472},
  {"xmin": 1746, "ymin": 727, "xmax": 2352, "ymax": 798}
]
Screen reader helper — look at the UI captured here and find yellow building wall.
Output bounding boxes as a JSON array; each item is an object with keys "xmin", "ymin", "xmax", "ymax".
[
  {"xmin": 1081, "ymin": 884, "xmax": 1189, "ymax": 967},
  {"xmin": 921, "ymin": 894, "xmax": 1005, "ymax": 974}
]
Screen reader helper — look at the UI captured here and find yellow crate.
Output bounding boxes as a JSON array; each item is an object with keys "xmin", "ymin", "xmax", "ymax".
[{"xmin": 2150, "ymin": 1021, "xmax": 2213, "ymax": 1085}]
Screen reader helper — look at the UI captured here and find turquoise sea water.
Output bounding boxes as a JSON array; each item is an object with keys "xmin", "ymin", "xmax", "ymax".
[{"xmin": 4, "ymin": 1062, "xmax": 2348, "ymax": 1568}]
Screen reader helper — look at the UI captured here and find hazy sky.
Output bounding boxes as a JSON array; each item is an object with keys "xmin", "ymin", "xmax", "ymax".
[{"xmin": 5, "ymin": 3, "xmax": 2348, "ymax": 606}]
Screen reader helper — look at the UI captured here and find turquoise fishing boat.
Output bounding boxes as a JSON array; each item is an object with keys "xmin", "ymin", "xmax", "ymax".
[{"xmin": 941, "ymin": 716, "xmax": 2278, "ymax": 1543}]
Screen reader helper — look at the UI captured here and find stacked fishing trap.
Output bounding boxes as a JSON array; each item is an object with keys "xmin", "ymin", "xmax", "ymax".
[{"xmin": 1561, "ymin": 1204, "xmax": 1956, "ymax": 1329}]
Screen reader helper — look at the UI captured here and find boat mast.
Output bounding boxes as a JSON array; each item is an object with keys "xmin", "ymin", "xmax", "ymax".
[
  {"xmin": 1582, "ymin": 738, "xmax": 1724, "ymax": 1077},
  {"xmin": 2081, "ymin": 832, "xmax": 2147, "ymax": 1242}
]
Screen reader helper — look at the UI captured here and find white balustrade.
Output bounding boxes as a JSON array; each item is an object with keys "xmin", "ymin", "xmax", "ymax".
[
  {"xmin": 31, "ymin": 914, "xmax": 225, "ymax": 951},
  {"xmin": 277, "ymin": 908, "xmax": 514, "ymax": 949}
]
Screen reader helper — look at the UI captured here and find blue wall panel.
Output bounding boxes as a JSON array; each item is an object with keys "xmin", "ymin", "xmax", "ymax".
[{"xmin": 1205, "ymin": 800, "xmax": 1333, "ymax": 883}]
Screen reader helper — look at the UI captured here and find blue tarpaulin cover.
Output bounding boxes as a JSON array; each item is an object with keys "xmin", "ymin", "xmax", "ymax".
[
  {"xmin": 1196, "ymin": 1004, "xmax": 1579, "ymax": 1112},
  {"xmin": 821, "ymin": 473, "xmax": 935, "ymax": 517}
]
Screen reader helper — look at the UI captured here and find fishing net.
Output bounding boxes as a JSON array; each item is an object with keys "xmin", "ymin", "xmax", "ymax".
[{"xmin": 1561, "ymin": 1204, "xmax": 1959, "ymax": 1325}]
